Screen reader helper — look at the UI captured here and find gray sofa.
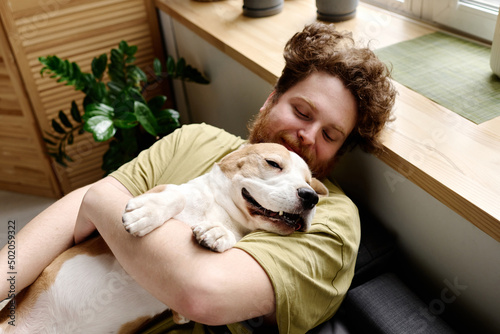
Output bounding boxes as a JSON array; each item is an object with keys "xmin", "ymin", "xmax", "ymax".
[{"xmin": 309, "ymin": 210, "xmax": 459, "ymax": 334}]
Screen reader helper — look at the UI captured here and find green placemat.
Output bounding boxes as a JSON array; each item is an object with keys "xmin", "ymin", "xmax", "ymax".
[{"xmin": 375, "ymin": 32, "xmax": 500, "ymax": 124}]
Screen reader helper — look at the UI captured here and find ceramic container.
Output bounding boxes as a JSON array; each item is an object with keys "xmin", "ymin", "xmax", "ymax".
[
  {"xmin": 243, "ymin": 0, "xmax": 284, "ymax": 17},
  {"xmin": 316, "ymin": 0, "xmax": 359, "ymax": 22}
]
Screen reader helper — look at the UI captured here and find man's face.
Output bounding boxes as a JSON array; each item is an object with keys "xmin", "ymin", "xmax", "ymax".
[{"xmin": 249, "ymin": 72, "xmax": 358, "ymax": 179}]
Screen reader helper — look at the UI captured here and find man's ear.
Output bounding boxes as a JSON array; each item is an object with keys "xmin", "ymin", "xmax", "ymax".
[
  {"xmin": 260, "ymin": 90, "xmax": 276, "ymax": 112},
  {"xmin": 311, "ymin": 178, "xmax": 329, "ymax": 197}
]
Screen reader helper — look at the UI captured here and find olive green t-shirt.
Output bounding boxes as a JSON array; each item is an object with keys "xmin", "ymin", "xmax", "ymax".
[{"xmin": 111, "ymin": 123, "xmax": 360, "ymax": 334}]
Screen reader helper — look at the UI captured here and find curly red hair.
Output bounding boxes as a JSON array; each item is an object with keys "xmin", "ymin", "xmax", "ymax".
[{"xmin": 271, "ymin": 22, "xmax": 396, "ymax": 157}]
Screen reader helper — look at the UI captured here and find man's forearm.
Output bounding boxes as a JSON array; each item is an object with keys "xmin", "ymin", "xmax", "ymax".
[
  {"xmin": 79, "ymin": 181, "xmax": 276, "ymax": 326},
  {"xmin": 75, "ymin": 181, "xmax": 191, "ymax": 308},
  {"xmin": 0, "ymin": 185, "xmax": 91, "ymax": 300}
]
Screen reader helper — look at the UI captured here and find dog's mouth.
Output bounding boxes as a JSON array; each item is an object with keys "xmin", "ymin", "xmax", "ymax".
[{"xmin": 242, "ymin": 188, "xmax": 304, "ymax": 231}]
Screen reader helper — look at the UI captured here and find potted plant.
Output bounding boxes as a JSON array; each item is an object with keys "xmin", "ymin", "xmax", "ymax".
[{"xmin": 40, "ymin": 41, "xmax": 209, "ymax": 175}]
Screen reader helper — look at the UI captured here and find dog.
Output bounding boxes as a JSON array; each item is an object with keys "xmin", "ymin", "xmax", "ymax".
[{"xmin": 0, "ymin": 143, "xmax": 327, "ymax": 333}]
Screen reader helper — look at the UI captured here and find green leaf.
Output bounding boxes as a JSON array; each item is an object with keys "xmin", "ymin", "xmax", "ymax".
[
  {"xmin": 155, "ymin": 109, "xmax": 180, "ymax": 135},
  {"xmin": 52, "ymin": 119, "xmax": 66, "ymax": 134},
  {"xmin": 184, "ymin": 65, "xmax": 210, "ymax": 84},
  {"xmin": 113, "ymin": 112, "xmax": 138, "ymax": 129},
  {"xmin": 39, "ymin": 55, "xmax": 92, "ymax": 90},
  {"xmin": 119, "ymin": 41, "xmax": 137, "ymax": 57},
  {"xmin": 87, "ymin": 81, "xmax": 107, "ymax": 102},
  {"xmin": 107, "ymin": 81, "xmax": 125, "ymax": 95},
  {"xmin": 127, "ymin": 65, "xmax": 147, "ymax": 84},
  {"xmin": 128, "ymin": 87, "xmax": 146, "ymax": 103},
  {"xmin": 125, "ymin": 56, "xmax": 136, "ymax": 64},
  {"xmin": 71, "ymin": 63, "xmax": 84, "ymax": 90},
  {"xmin": 166, "ymin": 56, "xmax": 175, "ymax": 76},
  {"xmin": 148, "ymin": 95, "xmax": 167, "ymax": 112},
  {"xmin": 39, "ymin": 56, "xmax": 49, "ymax": 76},
  {"xmin": 101, "ymin": 130, "xmax": 138, "ymax": 175},
  {"xmin": 83, "ymin": 103, "xmax": 114, "ymax": 121},
  {"xmin": 91, "ymin": 54, "xmax": 108, "ymax": 80},
  {"xmin": 112, "ymin": 47, "xmax": 124, "ymax": 59},
  {"xmin": 119, "ymin": 41, "xmax": 129, "ymax": 53},
  {"xmin": 109, "ymin": 68, "xmax": 125, "ymax": 85},
  {"xmin": 153, "ymin": 58, "xmax": 162, "ymax": 76},
  {"xmin": 78, "ymin": 72, "xmax": 94, "ymax": 92},
  {"xmin": 58, "ymin": 110, "xmax": 72, "ymax": 128},
  {"xmin": 134, "ymin": 101, "xmax": 158, "ymax": 137},
  {"xmin": 176, "ymin": 58, "xmax": 186, "ymax": 78},
  {"xmin": 155, "ymin": 108, "xmax": 179, "ymax": 122},
  {"xmin": 109, "ymin": 48, "xmax": 126, "ymax": 85},
  {"xmin": 64, "ymin": 60, "xmax": 73, "ymax": 79},
  {"xmin": 70, "ymin": 101, "xmax": 82, "ymax": 123},
  {"xmin": 122, "ymin": 42, "xmax": 137, "ymax": 57},
  {"xmin": 162, "ymin": 56, "xmax": 209, "ymax": 84},
  {"xmin": 84, "ymin": 115, "xmax": 116, "ymax": 142}
]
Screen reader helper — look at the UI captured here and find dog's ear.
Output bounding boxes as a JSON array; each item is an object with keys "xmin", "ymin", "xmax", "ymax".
[{"xmin": 311, "ymin": 178, "xmax": 329, "ymax": 197}]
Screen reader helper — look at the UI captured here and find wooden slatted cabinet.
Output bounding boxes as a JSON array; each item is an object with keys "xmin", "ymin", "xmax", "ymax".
[
  {"xmin": 0, "ymin": 0, "xmax": 167, "ymax": 196},
  {"xmin": 0, "ymin": 21, "xmax": 60, "ymax": 197}
]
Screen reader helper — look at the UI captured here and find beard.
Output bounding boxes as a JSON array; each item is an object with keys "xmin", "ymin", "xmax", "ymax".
[{"xmin": 248, "ymin": 106, "xmax": 336, "ymax": 179}]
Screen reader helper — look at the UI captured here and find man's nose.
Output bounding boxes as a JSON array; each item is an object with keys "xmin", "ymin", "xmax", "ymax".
[
  {"xmin": 299, "ymin": 126, "xmax": 318, "ymax": 145},
  {"xmin": 298, "ymin": 127, "xmax": 316, "ymax": 146}
]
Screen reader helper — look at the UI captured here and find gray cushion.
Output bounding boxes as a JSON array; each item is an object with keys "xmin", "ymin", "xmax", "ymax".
[
  {"xmin": 351, "ymin": 211, "xmax": 396, "ymax": 288},
  {"xmin": 342, "ymin": 273, "xmax": 458, "ymax": 334}
]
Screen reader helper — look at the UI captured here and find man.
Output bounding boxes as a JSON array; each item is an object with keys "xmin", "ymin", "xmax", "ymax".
[{"xmin": 1, "ymin": 23, "xmax": 396, "ymax": 333}]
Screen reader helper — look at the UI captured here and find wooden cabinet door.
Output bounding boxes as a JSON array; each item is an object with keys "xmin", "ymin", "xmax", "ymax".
[
  {"xmin": 0, "ymin": 0, "xmax": 167, "ymax": 195},
  {"xmin": 0, "ymin": 18, "xmax": 60, "ymax": 197}
]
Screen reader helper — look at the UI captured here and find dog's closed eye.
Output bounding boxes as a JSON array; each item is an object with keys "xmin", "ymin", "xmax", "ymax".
[{"xmin": 266, "ymin": 159, "xmax": 282, "ymax": 170}]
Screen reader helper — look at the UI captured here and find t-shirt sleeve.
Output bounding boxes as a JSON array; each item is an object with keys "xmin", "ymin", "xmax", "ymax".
[
  {"xmin": 233, "ymin": 179, "xmax": 360, "ymax": 333},
  {"xmin": 110, "ymin": 123, "xmax": 246, "ymax": 196}
]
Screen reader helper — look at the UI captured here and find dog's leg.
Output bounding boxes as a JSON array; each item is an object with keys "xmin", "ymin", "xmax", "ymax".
[
  {"xmin": 123, "ymin": 185, "xmax": 186, "ymax": 237},
  {"xmin": 192, "ymin": 222, "xmax": 237, "ymax": 252}
]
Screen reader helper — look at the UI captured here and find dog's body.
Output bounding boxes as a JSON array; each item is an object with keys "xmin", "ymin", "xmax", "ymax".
[{"xmin": 0, "ymin": 143, "xmax": 327, "ymax": 333}]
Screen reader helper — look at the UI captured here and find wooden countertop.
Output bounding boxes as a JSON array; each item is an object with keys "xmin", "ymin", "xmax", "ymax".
[{"xmin": 155, "ymin": 0, "xmax": 500, "ymax": 242}]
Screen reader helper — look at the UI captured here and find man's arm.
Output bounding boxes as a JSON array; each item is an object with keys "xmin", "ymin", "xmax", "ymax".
[
  {"xmin": 0, "ymin": 177, "xmax": 131, "ymax": 300},
  {"xmin": 0, "ymin": 184, "xmax": 89, "ymax": 300},
  {"xmin": 76, "ymin": 179, "xmax": 276, "ymax": 326}
]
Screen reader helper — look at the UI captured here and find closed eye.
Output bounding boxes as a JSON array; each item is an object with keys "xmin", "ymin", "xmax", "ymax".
[
  {"xmin": 266, "ymin": 159, "xmax": 282, "ymax": 170},
  {"xmin": 323, "ymin": 130, "xmax": 334, "ymax": 142},
  {"xmin": 294, "ymin": 106, "xmax": 309, "ymax": 120}
]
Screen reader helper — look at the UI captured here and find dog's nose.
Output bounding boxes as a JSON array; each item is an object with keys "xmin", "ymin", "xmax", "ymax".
[{"xmin": 298, "ymin": 188, "xmax": 319, "ymax": 210}]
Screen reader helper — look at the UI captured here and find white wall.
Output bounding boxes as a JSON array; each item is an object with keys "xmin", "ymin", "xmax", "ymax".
[
  {"xmin": 159, "ymin": 11, "xmax": 500, "ymax": 333},
  {"xmin": 159, "ymin": 11, "xmax": 273, "ymax": 138},
  {"xmin": 332, "ymin": 149, "xmax": 500, "ymax": 333}
]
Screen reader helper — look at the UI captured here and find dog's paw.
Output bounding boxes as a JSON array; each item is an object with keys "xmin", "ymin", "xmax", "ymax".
[
  {"xmin": 192, "ymin": 222, "xmax": 237, "ymax": 252},
  {"xmin": 122, "ymin": 193, "xmax": 169, "ymax": 237}
]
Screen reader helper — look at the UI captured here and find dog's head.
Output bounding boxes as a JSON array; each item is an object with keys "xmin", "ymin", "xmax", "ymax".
[{"xmin": 218, "ymin": 143, "xmax": 328, "ymax": 235}]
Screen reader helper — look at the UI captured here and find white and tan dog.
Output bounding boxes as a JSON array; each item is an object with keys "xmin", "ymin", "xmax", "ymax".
[{"xmin": 0, "ymin": 143, "xmax": 327, "ymax": 333}]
